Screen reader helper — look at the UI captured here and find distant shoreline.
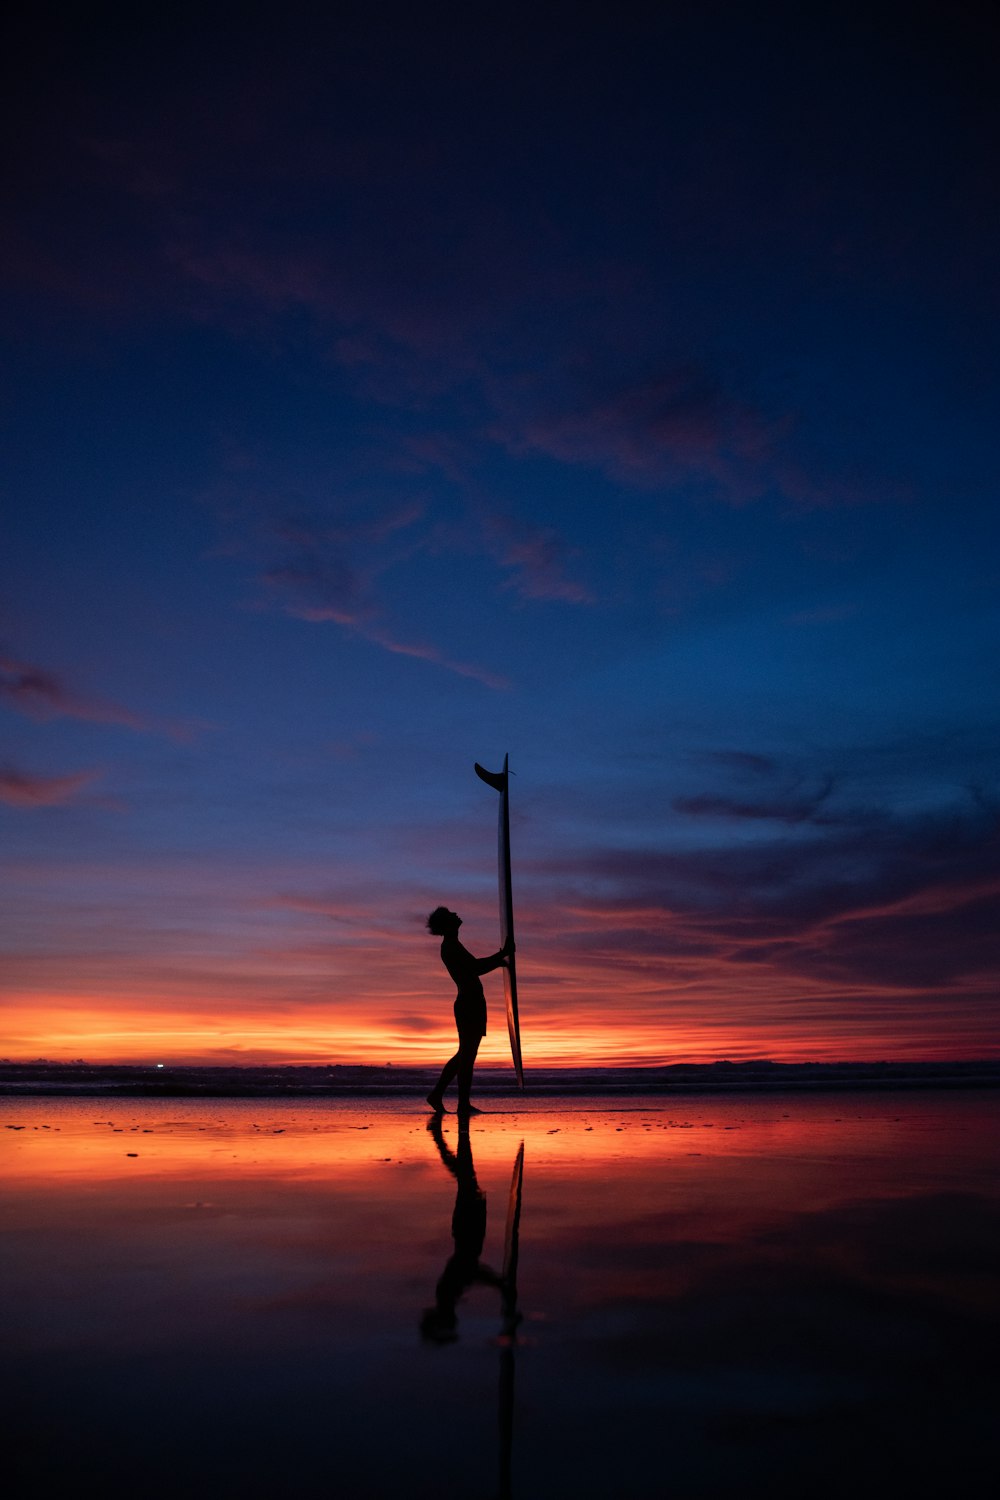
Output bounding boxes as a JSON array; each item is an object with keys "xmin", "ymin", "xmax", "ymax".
[{"xmin": 2, "ymin": 1060, "xmax": 998, "ymax": 1098}]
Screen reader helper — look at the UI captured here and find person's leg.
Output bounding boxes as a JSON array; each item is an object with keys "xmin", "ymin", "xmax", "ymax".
[
  {"xmin": 456, "ymin": 1033, "xmax": 482, "ymax": 1114},
  {"xmin": 427, "ymin": 1052, "xmax": 459, "ymax": 1109}
]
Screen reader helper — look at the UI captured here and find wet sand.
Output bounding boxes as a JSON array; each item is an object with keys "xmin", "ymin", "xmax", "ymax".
[{"xmin": 3, "ymin": 1091, "xmax": 998, "ymax": 1498}]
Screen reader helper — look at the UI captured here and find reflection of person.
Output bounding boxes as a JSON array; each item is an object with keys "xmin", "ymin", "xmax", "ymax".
[
  {"xmin": 425, "ymin": 907, "xmax": 512, "ymax": 1115},
  {"xmin": 420, "ymin": 1114, "xmax": 502, "ymax": 1343}
]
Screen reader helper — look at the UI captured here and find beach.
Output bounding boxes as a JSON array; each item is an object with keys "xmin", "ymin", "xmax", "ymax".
[{"xmin": 3, "ymin": 1088, "xmax": 998, "ymax": 1498}]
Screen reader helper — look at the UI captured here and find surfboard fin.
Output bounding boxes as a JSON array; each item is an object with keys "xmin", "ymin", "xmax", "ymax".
[{"xmin": 474, "ymin": 762, "xmax": 506, "ymax": 792}]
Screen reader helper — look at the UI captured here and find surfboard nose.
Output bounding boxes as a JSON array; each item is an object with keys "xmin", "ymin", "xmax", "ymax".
[{"xmin": 474, "ymin": 762, "xmax": 507, "ymax": 792}]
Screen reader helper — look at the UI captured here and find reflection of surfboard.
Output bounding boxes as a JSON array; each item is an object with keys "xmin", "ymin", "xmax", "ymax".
[
  {"xmin": 475, "ymin": 756, "xmax": 524, "ymax": 1089},
  {"xmin": 502, "ymin": 1141, "xmax": 524, "ymax": 1284},
  {"xmin": 498, "ymin": 1142, "xmax": 524, "ymax": 1500}
]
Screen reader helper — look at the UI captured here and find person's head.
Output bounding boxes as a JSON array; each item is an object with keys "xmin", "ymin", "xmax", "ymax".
[
  {"xmin": 419, "ymin": 1303, "xmax": 458, "ymax": 1343},
  {"xmin": 426, "ymin": 906, "xmax": 461, "ymax": 937}
]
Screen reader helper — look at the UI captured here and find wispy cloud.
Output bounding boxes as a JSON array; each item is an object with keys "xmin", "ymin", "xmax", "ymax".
[
  {"xmin": 500, "ymin": 363, "xmax": 869, "ymax": 510},
  {"xmin": 0, "ymin": 652, "xmax": 201, "ymax": 740},
  {"xmin": 359, "ymin": 626, "xmax": 509, "ymax": 689},
  {"xmin": 259, "ymin": 509, "xmax": 508, "ymax": 688},
  {"xmin": 0, "ymin": 653, "xmax": 148, "ymax": 730},
  {"xmin": 509, "ymin": 366, "xmax": 781, "ymax": 502},
  {"xmin": 402, "ymin": 435, "xmax": 596, "ymax": 607},
  {"xmin": 675, "ymin": 775, "xmax": 835, "ymax": 825},
  {"xmin": 0, "ymin": 765, "xmax": 97, "ymax": 808},
  {"xmin": 531, "ymin": 789, "xmax": 1000, "ymax": 1004},
  {"xmin": 482, "ymin": 513, "xmax": 593, "ymax": 604}
]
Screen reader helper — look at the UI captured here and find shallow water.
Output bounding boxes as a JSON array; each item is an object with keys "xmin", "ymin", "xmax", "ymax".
[{"xmin": 3, "ymin": 1091, "xmax": 998, "ymax": 1498}]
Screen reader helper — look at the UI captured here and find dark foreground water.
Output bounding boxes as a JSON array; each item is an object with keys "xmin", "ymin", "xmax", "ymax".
[{"xmin": 3, "ymin": 1091, "xmax": 998, "ymax": 1498}]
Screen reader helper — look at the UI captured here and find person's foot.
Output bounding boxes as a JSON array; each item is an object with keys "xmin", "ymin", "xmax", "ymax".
[
  {"xmin": 426, "ymin": 1093, "xmax": 445, "ymax": 1112},
  {"xmin": 457, "ymin": 1103, "xmax": 482, "ymax": 1116}
]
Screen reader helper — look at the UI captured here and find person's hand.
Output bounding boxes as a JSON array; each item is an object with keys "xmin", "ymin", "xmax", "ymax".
[{"xmin": 502, "ymin": 936, "xmax": 516, "ymax": 960}]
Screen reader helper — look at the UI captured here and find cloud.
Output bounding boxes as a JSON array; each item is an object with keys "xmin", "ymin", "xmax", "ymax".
[
  {"xmin": 509, "ymin": 366, "xmax": 784, "ymax": 502},
  {"xmin": 0, "ymin": 765, "xmax": 97, "ymax": 808},
  {"xmin": 0, "ymin": 652, "xmax": 201, "ymax": 740},
  {"xmin": 259, "ymin": 509, "xmax": 508, "ymax": 688},
  {"xmin": 566, "ymin": 794, "xmax": 997, "ymax": 923},
  {"xmin": 482, "ymin": 513, "xmax": 593, "ymax": 603},
  {"xmin": 388, "ymin": 1014, "xmax": 439, "ymax": 1033},
  {"xmin": 0, "ymin": 653, "xmax": 148, "ymax": 730},
  {"xmin": 359, "ymin": 627, "xmax": 509, "ymax": 688},
  {"xmin": 400, "ymin": 437, "xmax": 596, "ymax": 607},
  {"xmin": 528, "ymin": 787, "xmax": 1000, "ymax": 1004},
  {"xmin": 500, "ymin": 364, "xmax": 872, "ymax": 510},
  {"xmin": 274, "ymin": 585, "xmax": 509, "ymax": 689},
  {"xmin": 804, "ymin": 874, "xmax": 1000, "ymax": 989},
  {"xmin": 674, "ymin": 775, "xmax": 835, "ymax": 825}
]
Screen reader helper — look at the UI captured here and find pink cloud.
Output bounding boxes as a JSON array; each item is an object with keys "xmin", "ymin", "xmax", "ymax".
[
  {"xmin": 260, "ymin": 512, "xmax": 508, "ymax": 688},
  {"xmin": 0, "ymin": 652, "xmax": 202, "ymax": 741},
  {"xmin": 0, "ymin": 653, "xmax": 148, "ymax": 730},
  {"xmin": 499, "ymin": 365, "xmax": 871, "ymax": 510},
  {"xmin": 0, "ymin": 765, "xmax": 97, "ymax": 808},
  {"xmin": 362, "ymin": 626, "xmax": 509, "ymax": 689},
  {"xmin": 283, "ymin": 599, "xmax": 508, "ymax": 689},
  {"xmin": 482, "ymin": 513, "xmax": 593, "ymax": 604},
  {"xmin": 508, "ymin": 367, "xmax": 781, "ymax": 502}
]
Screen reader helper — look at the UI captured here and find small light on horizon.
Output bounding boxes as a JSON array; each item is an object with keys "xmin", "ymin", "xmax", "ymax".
[{"xmin": 156, "ymin": 1063, "xmax": 164, "ymax": 1069}]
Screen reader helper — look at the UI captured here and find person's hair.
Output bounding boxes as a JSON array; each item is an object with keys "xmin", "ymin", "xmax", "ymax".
[{"xmin": 426, "ymin": 906, "xmax": 453, "ymax": 936}]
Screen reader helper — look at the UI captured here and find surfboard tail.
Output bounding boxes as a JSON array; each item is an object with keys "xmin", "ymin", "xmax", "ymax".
[{"xmin": 505, "ymin": 965, "xmax": 524, "ymax": 1089}]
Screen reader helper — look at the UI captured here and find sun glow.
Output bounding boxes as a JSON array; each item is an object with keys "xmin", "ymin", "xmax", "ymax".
[{"xmin": 4, "ymin": 981, "xmax": 995, "ymax": 1068}]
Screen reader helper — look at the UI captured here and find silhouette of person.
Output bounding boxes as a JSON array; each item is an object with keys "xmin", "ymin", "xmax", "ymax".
[
  {"xmin": 420, "ymin": 1114, "xmax": 503, "ymax": 1343},
  {"xmin": 425, "ymin": 907, "xmax": 512, "ymax": 1115}
]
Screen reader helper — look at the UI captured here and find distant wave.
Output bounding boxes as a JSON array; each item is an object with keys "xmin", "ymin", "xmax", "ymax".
[{"xmin": 2, "ymin": 1059, "xmax": 999, "ymax": 1097}]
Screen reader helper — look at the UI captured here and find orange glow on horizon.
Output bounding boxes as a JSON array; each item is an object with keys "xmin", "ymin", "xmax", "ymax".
[
  {"xmin": 4, "ymin": 990, "xmax": 997, "ymax": 1068},
  {"xmin": 4, "ymin": 865, "xmax": 997, "ymax": 1068}
]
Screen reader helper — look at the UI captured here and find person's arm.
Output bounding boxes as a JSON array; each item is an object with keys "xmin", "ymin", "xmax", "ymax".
[{"xmin": 473, "ymin": 936, "xmax": 515, "ymax": 976}]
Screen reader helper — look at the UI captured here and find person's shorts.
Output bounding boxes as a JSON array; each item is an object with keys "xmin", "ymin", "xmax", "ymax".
[{"xmin": 454, "ymin": 993, "xmax": 487, "ymax": 1039}]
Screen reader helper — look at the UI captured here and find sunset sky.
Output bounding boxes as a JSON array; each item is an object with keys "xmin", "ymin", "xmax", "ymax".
[{"xmin": 3, "ymin": 3, "xmax": 998, "ymax": 1067}]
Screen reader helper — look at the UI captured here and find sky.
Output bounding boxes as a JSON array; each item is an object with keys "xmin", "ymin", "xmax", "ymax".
[{"xmin": 2, "ymin": 1, "xmax": 999, "ymax": 1067}]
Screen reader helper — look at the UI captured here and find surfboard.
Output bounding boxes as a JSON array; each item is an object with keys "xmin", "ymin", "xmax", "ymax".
[{"xmin": 474, "ymin": 755, "xmax": 524, "ymax": 1089}]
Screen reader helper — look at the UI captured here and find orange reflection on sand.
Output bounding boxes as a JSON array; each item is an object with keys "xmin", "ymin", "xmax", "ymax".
[
  {"xmin": 4, "ymin": 1091, "xmax": 997, "ymax": 1498},
  {"xmin": 1, "ymin": 1100, "xmax": 773, "ymax": 1182},
  {"xmin": 3, "ymin": 1093, "xmax": 993, "ymax": 1196}
]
